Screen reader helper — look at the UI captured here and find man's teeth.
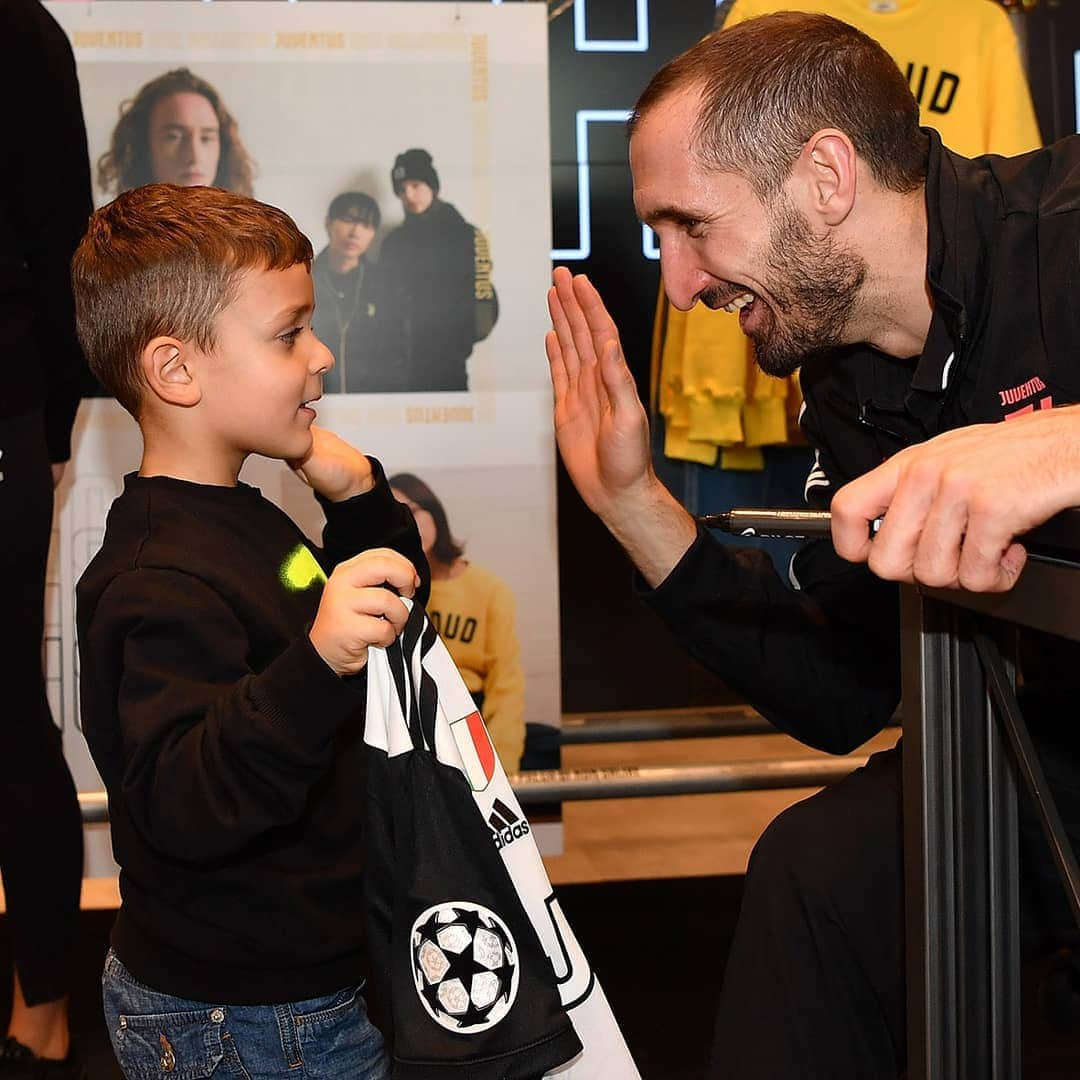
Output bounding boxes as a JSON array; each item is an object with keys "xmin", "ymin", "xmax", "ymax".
[{"xmin": 723, "ymin": 292, "xmax": 755, "ymax": 314}]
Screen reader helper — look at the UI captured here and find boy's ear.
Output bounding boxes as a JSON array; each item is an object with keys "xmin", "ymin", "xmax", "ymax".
[{"xmin": 141, "ymin": 337, "xmax": 201, "ymax": 407}]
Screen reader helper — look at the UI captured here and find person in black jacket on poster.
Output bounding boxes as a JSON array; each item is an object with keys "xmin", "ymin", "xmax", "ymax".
[
  {"xmin": 313, "ymin": 191, "xmax": 407, "ymax": 394},
  {"xmin": 0, "ymin": 3, "xmax": 92, "ymax": 1077},
  {"xmin": 547, "ymin": 12, "xmax": 1080, "ymax": 1080},
  {"xmin": 73, "ymin": 184, "xmax": 424, "ymax": 1078},
  {"xmin": 379, "ymin": 148, "xmax": 497, "ymax": 392}
]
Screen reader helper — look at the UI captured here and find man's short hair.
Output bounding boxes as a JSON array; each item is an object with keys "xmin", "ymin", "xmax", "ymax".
[
  {"xmin": 72, "ymin": 184, "xmax": 313, "ymax": 417},
  {"xmin": 630, "ymin": 12, "xmax": 928, "ymax": 199},
  {"xmin": 326, "ymin": 191, "xmax": 381, "ymax": 230}
]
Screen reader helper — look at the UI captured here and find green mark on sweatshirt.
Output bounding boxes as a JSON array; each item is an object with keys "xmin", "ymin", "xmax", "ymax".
[{"xmin": 281, "ymin": 545, "xmax": 327, "ymax": 592}]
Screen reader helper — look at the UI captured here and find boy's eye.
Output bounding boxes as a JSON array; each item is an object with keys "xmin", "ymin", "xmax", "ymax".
[{"xmin": 279, "ymin": 327, "xmax": 303, "ymax": 346}]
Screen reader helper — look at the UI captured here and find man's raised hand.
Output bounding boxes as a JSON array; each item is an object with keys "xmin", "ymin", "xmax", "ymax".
[
  {"xmin": 544, "ymin": 268, "xmax": 698, "ymax": 588},
  {"xmin": 545, "ymin": 267, "xmax": 653, "ymax": 520}
]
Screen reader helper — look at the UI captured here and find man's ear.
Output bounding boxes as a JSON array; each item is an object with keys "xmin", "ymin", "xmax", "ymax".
[
  {"xmin": 791, "ymin": 129, "xmax": 857, "ymax": 227},
  {"xmin": 140, "ymin": 337, "xmax": 201, "ymax": 407}
]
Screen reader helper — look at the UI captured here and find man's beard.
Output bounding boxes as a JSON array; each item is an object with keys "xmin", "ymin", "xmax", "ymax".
[{"xmin": 747, "ymin": 199, "xmax": 867, "ymax": 378}]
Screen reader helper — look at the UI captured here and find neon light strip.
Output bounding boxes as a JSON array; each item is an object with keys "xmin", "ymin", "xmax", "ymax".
[
  {"xmin": 552, "ymin": 110, "xmax": 658, "ymax": 262},
  {"xmin": 574, "ymin": 0, "xmax": 648, "ymax": 53},
  {"xmin": 1075, "ymin": 50, "xmax": 1080, "ymax": 133},
  {"xmin": 552, "ymin": 109, "xmax": 628, "ymax": 260}
]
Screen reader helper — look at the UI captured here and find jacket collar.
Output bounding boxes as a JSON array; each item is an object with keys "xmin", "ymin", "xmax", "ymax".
[
  {"xmin": 908, "ymin": 130, "xmax": 963, "ymax": 394},
  {"xmin": 908, "ymin": 129, "xmax": 993, "ymax": 396}
]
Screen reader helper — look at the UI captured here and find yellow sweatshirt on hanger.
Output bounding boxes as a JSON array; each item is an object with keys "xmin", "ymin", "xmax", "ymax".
[{"xmin": 655, "ymin": 0, "xmax": 1042, "ymax": 468}]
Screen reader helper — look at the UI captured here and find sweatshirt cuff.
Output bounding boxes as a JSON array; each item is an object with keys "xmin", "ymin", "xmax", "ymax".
[
  {"xmin": 248, "ymin": 634, "xmax": 364, "ymax": 754},
  {"xmin": 317, "ymin": 457, "xmax": 412, "ymax": 544}
]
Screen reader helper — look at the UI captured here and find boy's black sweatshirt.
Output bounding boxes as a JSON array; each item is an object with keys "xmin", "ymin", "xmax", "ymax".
[{"xmin": 76, "ymin": 461, "xmax": 427, "ymax": 1004}]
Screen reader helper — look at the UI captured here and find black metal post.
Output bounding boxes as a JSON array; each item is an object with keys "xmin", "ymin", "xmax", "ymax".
[{"xmin": 901, "ymin": 588, "xmax": 1021, "ymax": 1079}]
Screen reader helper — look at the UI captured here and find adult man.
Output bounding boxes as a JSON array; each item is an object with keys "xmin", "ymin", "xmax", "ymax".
[
  {"xmin": 379, "ymin": 148, "xmax": 497, "ymax": 392},
  {"xmin": 313, "ymin": 191, "xmax": 405, "ymax": 394},
  {"xmin": 546, "ymin": 12, "xmax": 1080, "ymax": 1078}
]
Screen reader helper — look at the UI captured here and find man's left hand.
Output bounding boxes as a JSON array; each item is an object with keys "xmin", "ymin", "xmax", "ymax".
[{"xmin": 831, "ymin": 404, "xmax": 1080, "ymax": 593}]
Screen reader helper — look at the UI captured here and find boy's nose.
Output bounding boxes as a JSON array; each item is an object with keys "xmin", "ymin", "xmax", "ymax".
[{"xmin": 314, "ymin": 338, "xmax": 335, "ymax": 374}]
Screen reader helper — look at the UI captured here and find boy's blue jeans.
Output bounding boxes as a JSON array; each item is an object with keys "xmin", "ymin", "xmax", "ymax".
[{"xmin": 102, "ymin": 949, "xmax": 391, "ymax": 1078}]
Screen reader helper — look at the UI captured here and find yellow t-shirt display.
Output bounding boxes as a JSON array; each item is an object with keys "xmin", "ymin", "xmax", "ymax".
[
  {"xmin": 428, "ymin": 562, "xmax": 526, "ymax": 773},
  {"xmin": 655, "ymin": 0, "xmax": 1042, "ymax": 467}
]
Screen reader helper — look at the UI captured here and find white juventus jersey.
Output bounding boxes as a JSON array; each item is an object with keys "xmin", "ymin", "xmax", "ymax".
[{"xmin": 364, "ymin": 600, "xmax": 639, "ymax": 1078}]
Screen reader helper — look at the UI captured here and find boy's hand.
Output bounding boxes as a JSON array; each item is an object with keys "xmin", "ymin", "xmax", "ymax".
[
  {"xmin": 291, "ymin": 427, "xmax": 375, "ymax": 502},
  {"xmin": 309, "ymin": 548, "xmax": 420, "ymax": 676}
]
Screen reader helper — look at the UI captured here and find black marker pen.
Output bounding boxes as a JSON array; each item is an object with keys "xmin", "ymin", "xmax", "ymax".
[{"xmin": 698, "ymin": 508, "xmax": 884, "ymax": 540}]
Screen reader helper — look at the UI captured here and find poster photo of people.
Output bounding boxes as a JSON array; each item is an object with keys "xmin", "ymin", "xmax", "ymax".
[{"xmin": 44, "ymin": 2, "xmax": 561, "ymax": 869}]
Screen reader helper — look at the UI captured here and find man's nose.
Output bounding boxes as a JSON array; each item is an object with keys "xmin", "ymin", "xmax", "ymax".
[{"xmin": 661, "ymin": 250, "xmax": 708, "ymax": 312}]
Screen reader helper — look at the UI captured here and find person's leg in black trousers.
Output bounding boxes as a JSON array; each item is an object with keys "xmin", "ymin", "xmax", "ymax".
[
  {"xmin": 0, "ymin": 411, "xmax": 84, "ymax": 1066},
  {"xmin": 711, "ymin": 746, "xmax": 905, "ymax": 1080}
]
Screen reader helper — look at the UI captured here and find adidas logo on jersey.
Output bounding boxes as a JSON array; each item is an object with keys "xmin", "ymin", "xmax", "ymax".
[{"xmin": 489, "ymin": 798, "xmax": 530, "ymax": 850}]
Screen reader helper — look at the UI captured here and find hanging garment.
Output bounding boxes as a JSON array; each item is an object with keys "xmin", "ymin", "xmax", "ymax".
[
  {"xmin": 654, "ymin": 0, "xmax": 1042, "ymax": 466},
  {"xmin": 364, "ymin": 600, "xmax": 640, "ymax": 1079}
]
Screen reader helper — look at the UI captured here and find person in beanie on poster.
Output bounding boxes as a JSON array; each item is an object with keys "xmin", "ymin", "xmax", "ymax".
[
  {"xmin": 0, "ymin": 2, "xmax": 93, "ymax": 1077},
  {"xmin": 313, "ymin": 191, "xmax": 407, "ymax": 394},
  {"xmin": 379, "ymin": 148, "xmax": 498, "ymax": 392}
]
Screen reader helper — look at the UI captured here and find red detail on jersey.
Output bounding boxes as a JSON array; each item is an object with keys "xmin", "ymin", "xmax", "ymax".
[
  {"xmin": 1003, "ymin": 394, "xmax": 1053, "ymax": 420},
  {"xmin": 465, "ymin": 711, "xmax": 496, "ymax": 781}
]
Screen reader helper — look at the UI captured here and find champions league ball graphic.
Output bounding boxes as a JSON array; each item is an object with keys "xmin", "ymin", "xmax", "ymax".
[{"xmin": 411, "ymin": 901, "xmax": 520, "ymax": 1033}]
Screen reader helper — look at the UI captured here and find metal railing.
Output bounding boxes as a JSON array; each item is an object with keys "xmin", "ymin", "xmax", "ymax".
[
  {"xmin": 901, "ymin": 509, "xmax": 1080, "ymax": 1080},
  {"xmin": 78, "ymin": 751, "xmax": 869, "ymax": 820},
  {"xmin": 561, "ymin": 704, "xmax": 901, "ymax": 744}
]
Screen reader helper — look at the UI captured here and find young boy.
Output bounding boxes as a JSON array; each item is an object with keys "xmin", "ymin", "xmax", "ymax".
[{"xmin": 73, "ymin": 183, "xmax": 425, "ymax": 1078}]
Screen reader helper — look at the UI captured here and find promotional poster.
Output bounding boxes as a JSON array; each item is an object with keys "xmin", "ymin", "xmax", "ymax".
[{"xmin": 44, "ymin": 1, "xmax": 559, "ymax": 872}]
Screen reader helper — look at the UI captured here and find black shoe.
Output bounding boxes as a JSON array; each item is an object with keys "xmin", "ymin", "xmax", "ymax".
[{"xmin": 0, "ymin": 1038, "xmax": 86, "ymax": 1080}]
